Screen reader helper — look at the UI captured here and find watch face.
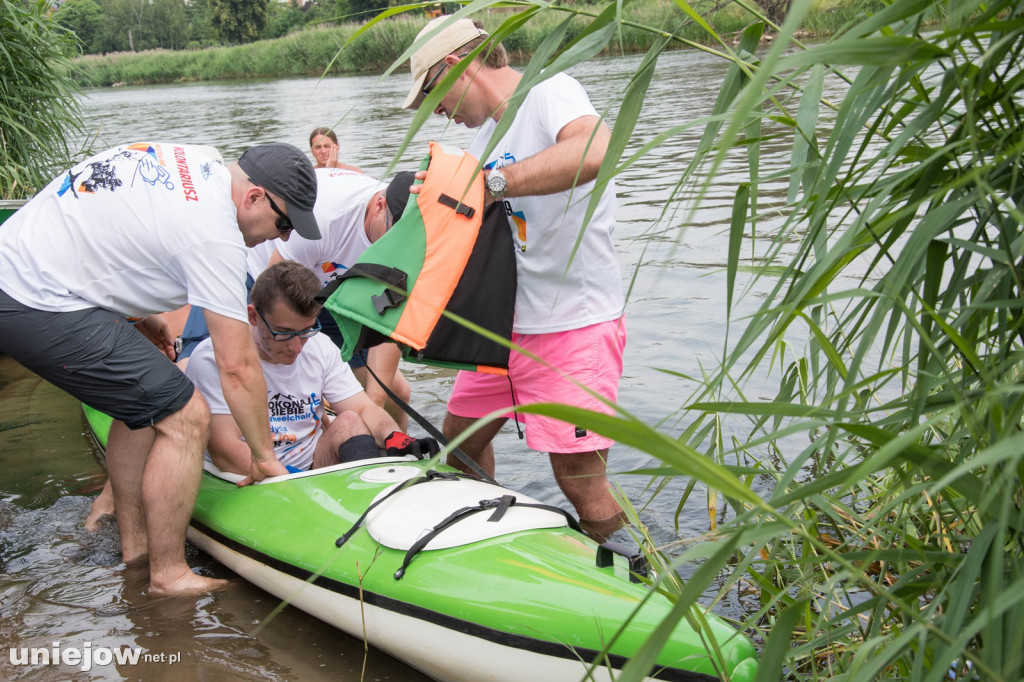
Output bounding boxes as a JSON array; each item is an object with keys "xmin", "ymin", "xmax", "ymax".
[{"xmin": 488, "ymin": 171, "xmax": 506, "ymax": 195}]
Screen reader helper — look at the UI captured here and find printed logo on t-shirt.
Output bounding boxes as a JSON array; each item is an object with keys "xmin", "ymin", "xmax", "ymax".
[
  {"xmin": 485, "ymin": 156, "xmax": 527, "ymax": 252},
  {"xmin": 268, "ymin": 391, "xmax": 322, "ymax": 422},
  {"xmin": 56, "ymin": 144, "xmax": 178, "ymax": 199},
  {"xmin": 321, "ymin": 261, "xmax": 350, "ymax": 280},
  {"xmin": 172, "ymin": 145, "xmax": 199, "ymax": 202}
]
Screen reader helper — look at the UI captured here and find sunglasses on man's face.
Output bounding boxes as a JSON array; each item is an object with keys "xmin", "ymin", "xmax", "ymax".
[
  {"xmin": 421, "ymin": 52, "xmax": 471, "ymax": 98},
  {"xmin": 264, "ymin": 193, "xmax": 294, "ymax": 233},
  {"xmin": 249, "ymin": 179, "xmax": 293, "ymax": 233},
  {"xmin": 255, "ymin": 307, "xmax": 320, "ymax": 341}
]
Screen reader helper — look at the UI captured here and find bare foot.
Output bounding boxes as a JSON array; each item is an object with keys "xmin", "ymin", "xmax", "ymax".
[
  {"xmin": 85, "ymin": 483, "xmax": 116, "ymax": 532},
  {"xmin": 148, "ymin": 567, "xmax": 230, "ymax": 596}
]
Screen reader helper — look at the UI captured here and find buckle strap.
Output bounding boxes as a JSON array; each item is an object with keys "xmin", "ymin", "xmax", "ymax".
[
  {"xmin": 315, "ymin": 263, "xmax": 409, "ymax": 313},
  {"xmin": 437, "ymin": 193, "xmax": 475, "ymax": 218},
  {"xmin": 394, "ymin": 498, "xmax": 502, "ymax": 580}
]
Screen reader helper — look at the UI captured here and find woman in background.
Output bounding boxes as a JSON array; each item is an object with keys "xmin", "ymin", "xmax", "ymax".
[{"xmin": 309, "ymin": 127, "xmax": 362, "ymax": 172}]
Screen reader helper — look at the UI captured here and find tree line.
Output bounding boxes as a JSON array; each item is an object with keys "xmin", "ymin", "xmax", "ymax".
[{"xmin": 53, "ymin": 0, "xmax": 407, "ymax": 54}]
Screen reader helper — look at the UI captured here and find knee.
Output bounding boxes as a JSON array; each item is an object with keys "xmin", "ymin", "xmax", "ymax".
[
  {"xmin": 159, "ymin": 390, "xmax": 209, "ymax": 440},
  {"xmin": 326, "ymin": 410, "xmax": 369, "ymax": 440}
]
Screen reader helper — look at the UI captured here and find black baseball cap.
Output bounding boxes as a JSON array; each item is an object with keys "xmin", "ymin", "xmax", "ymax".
[
  {"xmin": 238, "ymin": 143, "xmax": 320, "ymax": 240},
  {"xmin": 386, "ymin": 171, "xmax": 416, "ymax": 223}
]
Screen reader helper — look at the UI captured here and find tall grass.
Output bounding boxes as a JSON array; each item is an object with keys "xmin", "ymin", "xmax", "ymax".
[
  {"xmin": 0, "ymin": 0, "xmax": 85, "ymax": 199},
  {"xmin": 384, "ymin": 0, "xmax": 1024, "ymax": 679},
  {"xmin": 69, "ymin": 0, "xmax": 874, "ymax": 87}
]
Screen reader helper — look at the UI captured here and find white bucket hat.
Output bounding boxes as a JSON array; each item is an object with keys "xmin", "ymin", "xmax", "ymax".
[{"xmin": 403, "ymin": 17, "xmax": 488, "ymax": 110}]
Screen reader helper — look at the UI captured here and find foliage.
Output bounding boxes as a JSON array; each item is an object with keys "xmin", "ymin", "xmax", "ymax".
[
  {"xmin": 67, "ymin": 0, "xmax": 853, "ymax": 86},
  {"xmin": 334, "ymin": 0, "xmax": 391, "ymax": 22},
  {"xmin": 54, "ymin": 0, "xmax": 103, "ymax": 54},
  {"xmin": 759, "ymin": 0, "xmax": 792, "ymax": 24},
  {"xmin": 185, "ymin": 0, "xmax": 216, "ymax": 48},
  {"xmin": 264, "ymin": 0, "xmax": 316, "ymax": 40},
  {"xmin": 382, "ymin": 0, "xmax": 1024, "ymax": 679},
  {"xmin": 209, "ymin": 0, "xmax": 270, "ymax": 44},
  {"xmin": 88, "ymin": 0, "xmax": 190, "ymax": 52},
  {"xmin": 0, "ymin": 0, "xmax": 85, "ymax": 199}
]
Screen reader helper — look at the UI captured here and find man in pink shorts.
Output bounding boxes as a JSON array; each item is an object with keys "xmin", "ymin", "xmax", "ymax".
[{"xmin": 403, "ymin": 17, "xmax": 628, "ymax": 541}]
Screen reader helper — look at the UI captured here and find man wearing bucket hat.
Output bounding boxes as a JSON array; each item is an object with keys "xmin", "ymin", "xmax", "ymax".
[
  {"xmin": 0, "ymin": 141, "xmax": 319, "ymax": 595},
  {"xmin": 402, "ymin": 18, "xmax": 628, "ymax": 542}
]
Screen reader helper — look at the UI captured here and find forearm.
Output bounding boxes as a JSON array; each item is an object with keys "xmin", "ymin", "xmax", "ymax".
[
  {"xmin": 363, "ymin": 344, "xmax": 401, "ymax": 408},
  {"xmin": 359, "ymin": 404, "xmax": 401, "ymax": 447},
  {"xmin": 499, "ymin": 116, "xmax": 610, "ymax": 198},
  {"xmin": 205, "ymin": 310, "xmax": 277, "ymax": 465},
  {"xmin": 218, "ymin": 364, "xmax": 276, "ymax": 464},
  {"xmin": 207, "ymin": 416, "xmax": 257, "ymax": 475}
]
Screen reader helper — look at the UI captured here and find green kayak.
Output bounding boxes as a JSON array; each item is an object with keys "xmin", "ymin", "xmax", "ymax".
[{"xmin": 83, "ymin": 405, "xmax": 758, "ymax": 682}]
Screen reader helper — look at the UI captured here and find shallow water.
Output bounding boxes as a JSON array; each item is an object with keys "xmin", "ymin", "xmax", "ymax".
[{"xmin": 0, "ymin": 47, "xmax": 838, "ymax": 679}]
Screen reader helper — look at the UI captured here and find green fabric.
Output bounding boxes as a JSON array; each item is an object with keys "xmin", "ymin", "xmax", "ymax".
[{"xmin": 323, "ymin": 186, "xmax": 428, "ymax": 362}]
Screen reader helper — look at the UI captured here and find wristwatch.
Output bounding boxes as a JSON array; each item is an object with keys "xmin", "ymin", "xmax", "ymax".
[{"xmin": 486, "ymin": 168, "xmax": 507, "ymax": 200}]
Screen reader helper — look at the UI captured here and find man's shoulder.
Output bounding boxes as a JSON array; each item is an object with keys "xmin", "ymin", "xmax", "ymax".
[
  {"xmin": 303, "ymin": 333, "xmax": 346, "ymax": 364},
  {"xmin": 532, "ymin": 71, "xmax": 586, "ymax": 94},
  {"xmin": 315, "ymin": 168, "xmax": 383, "ymax": 195}
]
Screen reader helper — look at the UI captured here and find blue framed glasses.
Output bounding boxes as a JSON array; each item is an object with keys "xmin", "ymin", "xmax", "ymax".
[{"xmin": 255, "ymin": 307, "xmax": 320, "ymax": 341}]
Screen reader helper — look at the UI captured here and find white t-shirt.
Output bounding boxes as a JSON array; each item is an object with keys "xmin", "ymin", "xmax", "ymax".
[
  {"xmin": 245, "ymin": 240, "xmax": 278, "ymax": 281},
  {"xmin": 185, "ymin": 334, "xmax": 364, "ymax": 471},
  {"xmin": 274, "ymin": 168, "xmax": 382, "ymax": 286},
  {"xmin": 0, "ymin": 143, "xmax": 248, "ymax": 323},
  {"xmin": 469, "ymin": 73, "xmax": 624, "ymax": 334}
]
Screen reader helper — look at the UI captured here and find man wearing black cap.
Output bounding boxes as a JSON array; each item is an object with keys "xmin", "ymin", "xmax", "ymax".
[
  {"xmin": 254, "ymin": 168, "xmax": 415, "ymax": 430},
  {"xmin": 0, "ymin": 141, "xmax": 319, "ymax": 595}
]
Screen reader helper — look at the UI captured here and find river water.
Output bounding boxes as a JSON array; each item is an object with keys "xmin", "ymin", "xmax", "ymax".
[{"xmin": 1, "ymin": 47, "xmax": 828, "ymax": 680}]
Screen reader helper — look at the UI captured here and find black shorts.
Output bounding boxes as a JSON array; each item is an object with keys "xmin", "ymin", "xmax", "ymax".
[{"xmin": 0, "ymin": 289, "xmax": 194, "ymax": 429}]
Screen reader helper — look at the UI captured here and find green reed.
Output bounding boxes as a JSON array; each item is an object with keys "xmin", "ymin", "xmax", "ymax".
[
  {"xmin": 0, "ymin": 0, "xmax": 85, "ymax": 199},
  {"xmin": 386, "ymin": 0, "xmax": 1024, "ymax": 679}
]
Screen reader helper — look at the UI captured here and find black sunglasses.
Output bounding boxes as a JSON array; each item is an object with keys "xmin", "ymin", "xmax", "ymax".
[
  {"xmin": 250, "ymin": 178, "xmax": 293, "ymax": 233},
  {"xmin": 421, "ymin": 52, "xmax": 471, "ymax": 98},
  {"xmin": 255, "ymin": 307, "xmax": 321, "ymax": 341}
]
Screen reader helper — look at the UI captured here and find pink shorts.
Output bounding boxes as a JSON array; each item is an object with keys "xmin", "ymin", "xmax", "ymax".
[{"xmin": 447, "ymin": 317, "xmax": 626, "ymax": 453}]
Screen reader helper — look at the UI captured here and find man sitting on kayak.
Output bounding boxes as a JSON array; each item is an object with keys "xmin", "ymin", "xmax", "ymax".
[
  {"xmin": 85, "ymin": 256, "xmax": 438, "ymax": 527},
  {"xmin": 185, "ymin": 260, "xmax": 434, "ymax": 475}
]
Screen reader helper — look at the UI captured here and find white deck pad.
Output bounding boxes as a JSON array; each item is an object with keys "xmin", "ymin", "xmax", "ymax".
[{"xmin": 365, "ymin": 476, "xmax": 568, "ymax": 550}]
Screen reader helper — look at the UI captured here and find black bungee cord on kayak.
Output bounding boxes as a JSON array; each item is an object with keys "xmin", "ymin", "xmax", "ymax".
[
  {"xmin": 392, "ymin": 494, "xmax": 583, "ymax": 580},
  {"xmin": 334, "ymin": 469, "xmax": 468, "ymax": 549}
]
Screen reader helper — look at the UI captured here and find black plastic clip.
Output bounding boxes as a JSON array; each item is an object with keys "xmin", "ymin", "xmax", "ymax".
[
  {"xmin": 371, "ymin": 288, "xmax": 404, "ymax": 315},
  {"xmin": 485, "ymin": 495, "xmax": 516, "ymax": 522},
  {"xmin": 596, "ymin": 541, "xmax": 649, "ymax": 584},
  {"xmin": 438, "ymin": 193, "xmax": 475, "ymax": 219}
]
